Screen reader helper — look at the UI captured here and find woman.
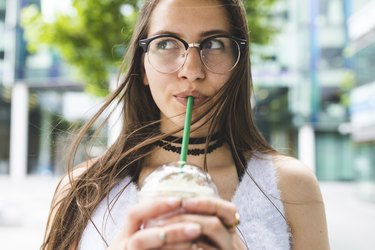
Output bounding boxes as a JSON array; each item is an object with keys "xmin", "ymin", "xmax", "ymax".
[{"xmin": 42, "ymin": 0, "xmax": 330, "ymax": 249}]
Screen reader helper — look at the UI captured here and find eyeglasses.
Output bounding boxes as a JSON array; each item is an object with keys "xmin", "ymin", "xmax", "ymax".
[{"xmin": 139, "ymin": 34, "xmax": 247, "ymax": 74}]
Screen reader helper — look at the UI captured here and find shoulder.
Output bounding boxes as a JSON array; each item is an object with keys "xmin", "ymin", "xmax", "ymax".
[
  {"xmin": 272, "ymin": 155, "xmax": 330, "ymax": 249},
  {"xmin": 272, "ymin": 155, "xmax": 321, "ymax": 202},
  {"xmin": 55, "ymin": 159, "xmax": 96, "ymax": 199},
  {"xmin": 43, "ymin": 159, "xmax": 98, "ymax": 249},
  {"xmin": 50, "ymin": 158, "xmax": 98, "ymax": 215}
]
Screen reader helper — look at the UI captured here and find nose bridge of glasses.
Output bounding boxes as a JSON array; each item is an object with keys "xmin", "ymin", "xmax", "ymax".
[
  {"xmin": 179, "ymin": 42, "xmax": 205, "ymax": 74},
  {"xmin": 185, "ymin": 42, "xmax": 201, "ymax": 55},
  {"xmin": 188, "ymin": 42, "xmax": 200, "ymax": 49},
  {"xmin": 184, "ymin": 42, "xmax": 203, "ymax": 63}
]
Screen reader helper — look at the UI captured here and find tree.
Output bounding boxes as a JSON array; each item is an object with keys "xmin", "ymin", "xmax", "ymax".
[{"xmin": 21, "ymin": 0, "xmax": 276, "ymax": 96}]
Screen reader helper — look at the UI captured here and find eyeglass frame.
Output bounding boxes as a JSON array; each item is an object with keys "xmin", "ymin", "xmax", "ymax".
[{"xmin": 138, "ymin": 34, "xmax": 248, "ymax": 74}]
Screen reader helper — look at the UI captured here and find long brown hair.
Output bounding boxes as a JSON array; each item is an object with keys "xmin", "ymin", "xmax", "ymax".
[{"xmin": 41, "ymin": 0, "xmax": 274, "ymax": 249}]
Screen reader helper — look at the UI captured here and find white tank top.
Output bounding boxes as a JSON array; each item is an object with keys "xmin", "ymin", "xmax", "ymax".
[{"xmin": 79, "ymin": 154, "xmax": 291, "ymax": 249}]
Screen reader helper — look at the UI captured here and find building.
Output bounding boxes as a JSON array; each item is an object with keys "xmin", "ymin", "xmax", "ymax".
[
  {"xmin": 347, "ymin": 0, "xmax": 375, "ymax": 201},
  {"xmin": 252, "ymin": 0, "xmax": 354, "ymax": 181},
  {"xmin": 1, "ymin": 0, "xmax": 100, "ymax": 178}
]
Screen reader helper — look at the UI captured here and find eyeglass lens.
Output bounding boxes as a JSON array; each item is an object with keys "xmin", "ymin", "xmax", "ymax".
[{"xmin": 147, "ymin": 36, "xmax": 240, "ymax": 74}]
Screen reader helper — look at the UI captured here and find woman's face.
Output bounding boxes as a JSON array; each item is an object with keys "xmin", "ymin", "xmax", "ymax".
[{"xmin": 143, "ymin": 0, "xmax": 233, "ymax": 134}]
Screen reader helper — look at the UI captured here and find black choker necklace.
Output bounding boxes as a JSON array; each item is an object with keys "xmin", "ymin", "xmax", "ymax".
[
  {"xmin": 155, "ymin": 133, "xmax": 225, "ymax": 156},
  {"xmin": 162, "ymin": 133, "xmax": 222, "ymax": 144}
]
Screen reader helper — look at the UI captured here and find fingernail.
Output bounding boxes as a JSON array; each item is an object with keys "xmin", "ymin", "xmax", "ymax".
[{"xmin": 184, "ymin": 223, "xmax": 201, "ymax": 237}]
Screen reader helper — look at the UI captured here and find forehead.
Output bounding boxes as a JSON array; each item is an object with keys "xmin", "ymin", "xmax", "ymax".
[{"xmin": 148, "ymin": 0, "xmax": 231, "ymax": 38}]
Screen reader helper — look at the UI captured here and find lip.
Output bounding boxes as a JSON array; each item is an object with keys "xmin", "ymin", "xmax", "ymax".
[{"xmin": 174, "ymin": 90, "xmax": 208, "ymax": 106}]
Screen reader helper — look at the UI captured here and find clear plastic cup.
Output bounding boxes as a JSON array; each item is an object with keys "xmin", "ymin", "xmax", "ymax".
[
  {"xmin": 138, "ymin": 162, "xmax": 219, "ymax": 227},
  {"xmin": 139, "ymin": 162, "xmax": 219, "ymax": 200}
]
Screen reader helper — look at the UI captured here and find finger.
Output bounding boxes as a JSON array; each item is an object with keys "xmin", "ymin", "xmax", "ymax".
[
  {"xmin": 162, "ymin": 242, "xmax": 193, "ymax": 249},
  {"xmin": 194, "ymin": 241, "xmax": 219, "ymax": 250},
  {"xmin": 127, "ymin": 222, "xmax": 201, "ymax": 250},
  {"xmin": 161, "ymin": 214, "xmax": 232, "ymax": 249},
  {"xmin": 144, "ymin": 207, "xmax": 186, "ymax": 228},
  {"xmin": 182, "ymin": 197, "xmax": 239, "ymax": 228},
  {"xmin": 163, "ymin": 240, "xmax": 218, "ymax": 250},
  {"xmin": 123, "ymin": 197, "xmax": 182, "ymax": 236}
]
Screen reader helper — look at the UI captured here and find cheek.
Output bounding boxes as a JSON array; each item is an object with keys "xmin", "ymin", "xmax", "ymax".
[
  {"xmin": 212, "ymin": 74, "xmax": 230, "ymax": 91},
  {"xmin": 144, "ymin": 68, "xmax": 161, "ymax": 90},
  {"xmin": 144, "ymin": 70, "xmax": 168, "ymax": 106},
  {"xmin": 143, "ymin": 58, "xmax": 164, "ymax": 86}
]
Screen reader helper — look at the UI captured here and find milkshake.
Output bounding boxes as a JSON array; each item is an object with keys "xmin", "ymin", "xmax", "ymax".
[
  {"xmin": 138, "ymin": 162, "xmax": 219, "ymax": 228},
  {"xmin": 139, "ymin": 161, "xmax": 219, "ymax": 201}
]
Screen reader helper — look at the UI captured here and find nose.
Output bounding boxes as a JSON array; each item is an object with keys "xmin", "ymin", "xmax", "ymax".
[{"xmin": 177, "ymin": 48, "xmax": 205, "ymax": 81}]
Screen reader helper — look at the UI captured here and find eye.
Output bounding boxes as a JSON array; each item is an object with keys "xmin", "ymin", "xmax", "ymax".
[
  {"xmin": 202, "ymin": 38, "xmax": 225, "ymax": 50},
  {"xmin": 154, "ymin": 38, "xmax": 180, "ymax": 50}
]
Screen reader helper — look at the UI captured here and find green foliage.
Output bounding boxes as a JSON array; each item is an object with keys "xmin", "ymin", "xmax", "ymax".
[
  {"xmin": 243, "ymin": 0, "xmax": 277, "ymax": 44},
  {"xmin": 21, "ymin": 1, "xmax": 138, "ymax": 96},
  {"xmin": 21, "ymin": 0, "xmax": 276, "ymax": 96}
]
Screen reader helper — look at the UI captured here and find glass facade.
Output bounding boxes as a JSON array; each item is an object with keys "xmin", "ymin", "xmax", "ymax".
[
  {"xmin": 348, "ymin": 0, "xmax": 375, "ymax": 201},
  {"xmin": 353, "ymin": 43, "xmax": 375, "ymax": 86},
  {"xmin": 0, "ymin": 0, "xmax": 10, "ymax": 174},
  {"xmin": 1, "ymin": 0, "xmax": 89, "ymax": 176}
]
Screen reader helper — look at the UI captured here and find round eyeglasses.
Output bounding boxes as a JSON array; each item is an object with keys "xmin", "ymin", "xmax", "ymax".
[{"xmin": 139, "ymin": 34, "xmax": 247, "ymax": 74}]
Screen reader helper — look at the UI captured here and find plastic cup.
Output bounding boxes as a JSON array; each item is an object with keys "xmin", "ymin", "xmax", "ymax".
[
  {"xmin": 138, "ymin": 162, "xmax": 219, "ymax": 227},
  {"xmin": 139, "ymin": 162, "xmax": 219, "ymax": 201}
]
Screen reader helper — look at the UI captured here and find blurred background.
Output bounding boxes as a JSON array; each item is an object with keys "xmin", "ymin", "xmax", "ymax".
[{"xmin": 0, "ymin": 0, "xmax": 375, "ymax": 249}]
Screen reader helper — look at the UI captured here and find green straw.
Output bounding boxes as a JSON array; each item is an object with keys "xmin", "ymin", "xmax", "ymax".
[{"xmin": 179, "ymin": 96, "xmax": 194, "ymax": 166}]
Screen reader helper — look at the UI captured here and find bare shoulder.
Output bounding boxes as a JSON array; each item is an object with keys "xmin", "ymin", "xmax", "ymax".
[
  {"xmin": 272, "ymin": 155, "xmax": 330, "ymax": 250},
  {"xmin": 55, "ymin": 159, "xmax": 96, "ymax": 199},
  {"xmin": 48, "ymin": 158, "xmax": 98, "ymax": 219},
  {"xmin": 272, "ymin": 155, "xmax": 322, "ymax": 202},
  {"xmin": 43, "ymin": 158, "xmax": 97, "ymax": 249}
]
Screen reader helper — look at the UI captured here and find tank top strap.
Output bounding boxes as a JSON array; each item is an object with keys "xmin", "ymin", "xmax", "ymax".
[{"xmin": 232, "ymin": 153, "xmax": 291, "ymax": 249}]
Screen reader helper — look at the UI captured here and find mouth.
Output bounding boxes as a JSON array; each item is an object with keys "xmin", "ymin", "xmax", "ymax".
[{"xmin": 174, "ymin": 91, "xmax": 208, "ymax": 106}]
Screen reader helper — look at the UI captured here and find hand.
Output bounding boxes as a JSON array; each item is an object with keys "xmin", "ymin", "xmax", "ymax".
[
  {"xmin": 160, "ymin": 196, "xmax": 246, "ymax": 250},
  {"xmin": 108, "ymin": 197, "xmax": 202, "ymax": 250}
]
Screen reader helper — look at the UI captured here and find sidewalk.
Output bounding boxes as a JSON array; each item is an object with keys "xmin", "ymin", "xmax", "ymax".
[
  {"xmin": 1, "ymin": 177, "xmax": 374, "ymax": 249},
  {"xmin": 0, "ymin": 176, "xmax": 59, "ymax": 250},
  {"xmin": 322, "ymin": 182, "xmax": 375, "ymax": 250}
]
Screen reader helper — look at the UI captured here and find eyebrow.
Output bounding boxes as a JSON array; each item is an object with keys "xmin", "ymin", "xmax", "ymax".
[{"xmin": 149, "ymin": 29, "xmax": 231, "ymax": 38}]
